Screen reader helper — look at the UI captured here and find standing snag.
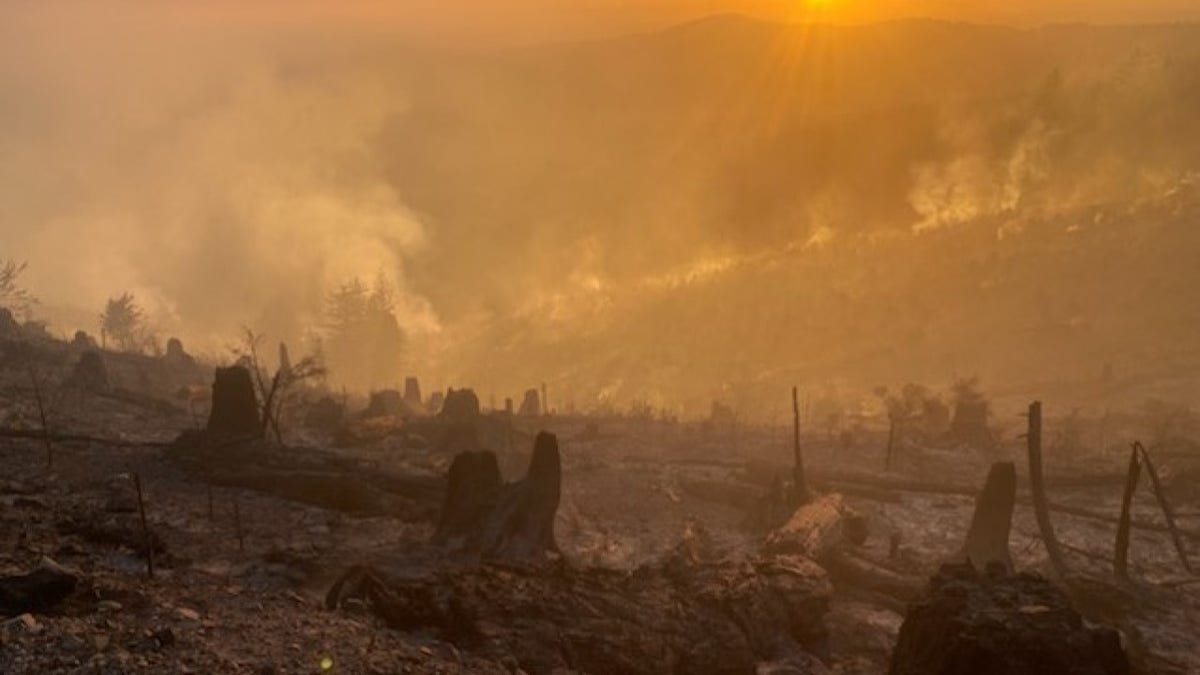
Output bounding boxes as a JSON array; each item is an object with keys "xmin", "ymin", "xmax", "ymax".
[
  {"xmin": 206, "ymin": 366, "xmax": 261, "ymax": 439},
  {"xmin": 956, "ymin": 462, "xmax": 1016, "ymax": 572}
]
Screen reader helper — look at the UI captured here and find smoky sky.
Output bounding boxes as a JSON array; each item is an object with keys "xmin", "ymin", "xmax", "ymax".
[{"xmin": 3, "ymin": 4, "xmax": 1200, "ymax": 416}]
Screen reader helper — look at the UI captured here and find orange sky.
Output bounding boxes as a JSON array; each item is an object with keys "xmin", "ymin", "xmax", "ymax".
[{"xmin": 18, "ymin": 1, "xmax": 1197, "ymax": 45}]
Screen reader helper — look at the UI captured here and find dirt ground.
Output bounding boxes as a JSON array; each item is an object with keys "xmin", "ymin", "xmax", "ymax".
[{"xmin": 2, "ymin": 357, "xmax": 1199, "ymax": 674}]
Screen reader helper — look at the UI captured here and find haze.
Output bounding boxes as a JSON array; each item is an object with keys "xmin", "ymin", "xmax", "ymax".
[{"xmin": 3, "ymin": 1, "xmax": 1200, "ymax": 419}]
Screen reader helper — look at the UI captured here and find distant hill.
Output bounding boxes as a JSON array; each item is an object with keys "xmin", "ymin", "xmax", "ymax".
[{"xmin": 380, "ymin": 17, "xmax": 1200, "ymax": 413}]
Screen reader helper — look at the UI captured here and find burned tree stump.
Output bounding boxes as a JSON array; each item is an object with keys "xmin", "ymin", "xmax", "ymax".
[
  {"xmin": 404, "ymin": 377, "xmax": 422, "ymax": 409},
  {"xmin": 206, "ymin": 366, "xmax": 261, "ymax": 438},
  {"xmin": 435, "ymin": 432, "xmax": 561, "ymax": 561},
  {"xmin": 955, "ymin": 461, "xmax": 1016, "ymax": 572},
  {"xmin": 518, "ymin": 388, "xmax": 541, "ymax": 416},
  {"xmin": 68, "ymin": 350, "xmax": 110, "ymax": 392},
  {"xmin": 365, "ymin": 389, "xmax": 411, "ymax": 418},
  {"xmin": 440, "ymin": 388, "xmax": 481, "ymax": 420},
  {"xmin": 434, "ymin": 451, "xmax": 502, "ymax": 544},
  {"xmin": 889, "ymin": 564, "xmax": 1130, "ymax": 675}
]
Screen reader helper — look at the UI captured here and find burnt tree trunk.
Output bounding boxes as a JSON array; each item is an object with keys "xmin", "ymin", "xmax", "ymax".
[
  {"xmin": 956, "ymin": 461, "xmax": 1016, "ymax": 573},
  {"xmin": 206, "ymin": 366, "xmax": 261, "ymax": 439},
  {"xmin": 1027, "ymin": 401, "xmax": 1069, "ymax": 578},
  {"xmin": 792, "ymin": 386, "xmax": 810, "ymax": 505},
  {"xmin": 1137, "ymin": 442, "xmax": 1193, "ymax": 574},
  {"xmin": 1114, "ymin": 445, "xmax": 1141, "ymax": 580},
  {"xmin": 435, "ymin": 431, "xmax": 561, "ymax": 561}
]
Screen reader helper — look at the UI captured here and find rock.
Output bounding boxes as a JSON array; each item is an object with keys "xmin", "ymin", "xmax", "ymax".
[
  {"xmin": 889, "ymin": 563, "xmax": 1130, "ymax": 675},
  {"xmin": 4, "ymin": 614, "xmax": 42, "ymax": 635},
  {"xmin": 176, "ymin": 607, "xmax": 200, "ymax": 621}
]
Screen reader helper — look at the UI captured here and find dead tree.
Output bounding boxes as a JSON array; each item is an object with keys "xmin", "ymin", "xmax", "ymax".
[
  {"xmin": 132, "ymin": 472, "xmax": 154, "ymax": 579},
  {"xmin": 1027, "ymin": 401, "xmax": 1069, "ymax": 578},
  {"xmin": 791, "ymin": 386, "xmax": 810, "ymax": 505},
  {"xmin": 24, "ymin": 356, "xmax": 53, "ymax": 468},
  {"xmin": 1137, "ymin": 442, "xmax": 1193, "ymax": 574},
  {"xmin": 885, "ymin": 415, "xmax": 897, "ymax": 472},
  {"xmin": 956, "ymin": 462, "xmax": 1016, "ymax": 572},
  {"xmin": 1114, "ymin": 445, "xmax": 1141, "ymax": 580}
]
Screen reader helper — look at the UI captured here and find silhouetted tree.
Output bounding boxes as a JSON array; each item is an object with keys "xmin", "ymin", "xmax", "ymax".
[
  {"xmin": 100, "ymin": 292, "xmax": 157, "ymax": 353},
  {"xmin": 0, "ymin": 260, "xmax": 36, "ymax": 319},
  {"xmin": 323, "ymin": 273, "xmax": 405, "ymax": 390}
]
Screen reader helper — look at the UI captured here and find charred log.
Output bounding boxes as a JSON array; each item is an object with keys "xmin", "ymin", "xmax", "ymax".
[{"xmin": 326, "ymin": 554, "xmax": 833, "ymax": 675}]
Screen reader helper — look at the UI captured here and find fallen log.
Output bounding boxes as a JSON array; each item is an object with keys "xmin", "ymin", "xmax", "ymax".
[
  {"xmin": 765, "ymin": 493, "xmax": 865, "ymax": 561},
  {"xmin": 327, "ymin": 554, "xmax": 833, "ymax": 675},
  {"xmin": 329, "ymin": 431, "xmax": 834, "ymax": 674}
]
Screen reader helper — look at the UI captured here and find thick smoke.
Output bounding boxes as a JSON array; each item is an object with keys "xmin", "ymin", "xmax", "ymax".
[
  {"xmin": 4, "ymin": 8, "xmax": 1200, "ymax": 414},
  {"xmin": 1, "ymin": 4, "xmax": 437, "ymax": 363}
]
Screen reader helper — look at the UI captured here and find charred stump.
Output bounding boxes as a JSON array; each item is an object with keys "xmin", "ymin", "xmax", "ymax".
[
  {"xmin": 440, "ymin": 388, "xmax": 480, "ymax": 420},
  {"xmin": 403, "ymin": 377, "xmax": 423, "ymax": 409},
  {"xmin": 518, "ymin": 388, "xmax": 541, "ymax": 416},
  {"xmin": 68, "ymin": 350, "xmax": 110, "ymax": 392},
  {"xmin": 955, "ymin": 461, "xmax": 1016, "ymax": 572},
  {"xmin": 435, "ymin": 431, "xmax": 560, "ymax": 561},
  {"xmin": 206, "ymin": 366, "xmax": 261, "ymax": 438},
  {"xmin": 889, "ymin": 564, "xmax": 1129, "ymax": 675}
]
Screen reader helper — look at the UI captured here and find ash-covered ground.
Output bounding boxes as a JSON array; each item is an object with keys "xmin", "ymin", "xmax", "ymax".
[{"xmin": 1, "ymin": 331, "xmax": 1198, "ymax": 674}]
